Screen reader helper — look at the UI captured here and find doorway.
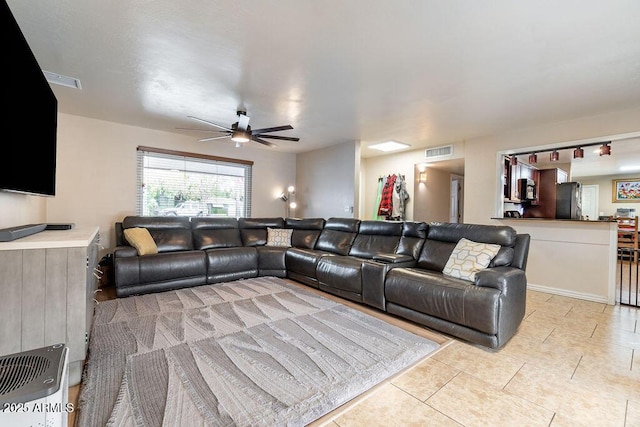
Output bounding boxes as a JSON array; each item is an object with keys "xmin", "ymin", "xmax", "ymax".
[
  {"xmin": 581, "ymin": 184, "xmax": 599, "ymax": 221},
  {"xmin": 450, "ymin": 175, "xmax": 464, "ymax": 223}
]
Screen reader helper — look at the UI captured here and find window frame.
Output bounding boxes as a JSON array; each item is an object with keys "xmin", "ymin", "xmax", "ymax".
[{"xmin": 136, "ymin": 146, "xmax": 253, "ymax": 218}]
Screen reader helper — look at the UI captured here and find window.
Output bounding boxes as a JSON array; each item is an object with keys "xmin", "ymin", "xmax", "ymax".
[{"xmin": 136, "ymin": 146, "xmax": 253, "ymax": 218}]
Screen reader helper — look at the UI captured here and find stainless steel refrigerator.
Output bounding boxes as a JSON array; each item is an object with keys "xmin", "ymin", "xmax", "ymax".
[{"xmin": 556, "ymin": 182, "xmax": 582, "ymax": 219}]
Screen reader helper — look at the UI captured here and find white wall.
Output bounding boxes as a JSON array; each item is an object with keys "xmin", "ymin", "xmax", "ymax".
[
  {"xmin": 579, "ymin": 173, "xmax": 640, "ymax": 218},
  {"xmin": 0, "ymin": 192, "xmax": 46, "ymax": 229},
  {"xmin": 464, "ymin": 106, "xmax": 640, "ymax": 225},
  {"xmin": 462, "ymin": 107, "xmax": 640, "ymax": 302},
  {"xmin": 296, "ymin": 141, "xmax": 358, "ymax": 219},
  {"xmin": 361, "ymin": 142, "xmax": 466, "ymax": 220},
  {"xmin": 40, "ymin": 113, "xmax": 296, "ymax": 253}
]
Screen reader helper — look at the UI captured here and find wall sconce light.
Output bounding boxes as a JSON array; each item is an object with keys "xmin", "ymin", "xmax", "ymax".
[
  {"xmin": 573, "ymin": 147, "xmax": 584, "ymax": 159},
  {"xmin": 599, "ymin": 142, "xmax": 611, "ymax": 156},
  {"xmin": 550, "ymin": 150, "xmax": 560, "ymax": 162},
  {"xmin": 419, "ymin": 171, "xmax": 427, "ymax": 183},
  {"xmin": 528, "ymin": 153, "xmax": 537, "ymax": 164}
]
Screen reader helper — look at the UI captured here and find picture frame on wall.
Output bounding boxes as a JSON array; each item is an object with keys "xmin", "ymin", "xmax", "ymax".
[{"xmin": 613, "ymin": 178, "xmax": 640, "ymax": 202}]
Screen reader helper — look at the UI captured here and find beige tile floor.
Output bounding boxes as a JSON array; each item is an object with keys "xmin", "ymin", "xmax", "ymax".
[
  {"xmin": 321, "ymin": 289, "xmax": 640, "ymax": 427},
  {"xmin": 71, "ymin": 285, "xmax": 640, "ymax": 427}
]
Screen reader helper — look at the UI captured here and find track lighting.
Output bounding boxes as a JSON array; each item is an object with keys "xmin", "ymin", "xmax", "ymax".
[
  {"xmin": 511, "ymin": 141, "xmax": 613, "ymax": 165},
  {"xmin": 573, "ymin": 147, "xmax": 584, "ymax": 159},
  {"xmin": 600, "ymin": 142, "xmax": 611, "ymax": 156}
]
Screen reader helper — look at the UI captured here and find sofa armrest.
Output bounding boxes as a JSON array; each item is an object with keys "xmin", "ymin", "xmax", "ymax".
[
  {"xmin": 113, "ymin": 245, "xmax": 137, "ymax": 258},
  {"xmin": 373, "ymin": 253, "xmax": 414, "ymax": 263},
  {"xmin": 474, "ymin": 266, "xmax": 526, "ymax": 293}
]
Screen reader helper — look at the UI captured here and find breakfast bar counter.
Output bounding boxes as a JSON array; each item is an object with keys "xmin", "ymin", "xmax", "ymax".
[{"xmin": 491, "ymin": 218, "xmax": 617, "ymax": 304}]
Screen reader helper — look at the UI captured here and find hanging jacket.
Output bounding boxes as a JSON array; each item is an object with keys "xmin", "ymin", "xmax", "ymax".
[{"xmin": 378, "ymin": 174, "xmax": 397, "ymax": 216}]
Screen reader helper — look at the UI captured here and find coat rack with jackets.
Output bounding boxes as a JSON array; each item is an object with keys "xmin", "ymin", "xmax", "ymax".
[{"xmin": 374, "ymin": 173, "xmax": 409, "ymax": 220}]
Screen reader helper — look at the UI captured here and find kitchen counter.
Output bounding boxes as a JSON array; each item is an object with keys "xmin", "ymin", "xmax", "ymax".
[
  {"xmin": 493, "ymin": 217, "xmax": 616, "ymax": 223},
  {"xmin": 491, "ymin": 217, "xmax": 617, "ymax": 304}
]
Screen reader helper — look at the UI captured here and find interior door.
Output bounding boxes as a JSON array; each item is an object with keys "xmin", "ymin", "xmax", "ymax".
[{"xmin": 581, "ymin": 184, "xmax": 599, "ymax": 220}]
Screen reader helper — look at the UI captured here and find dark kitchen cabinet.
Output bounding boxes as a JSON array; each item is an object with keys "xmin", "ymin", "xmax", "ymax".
[
  {"xmin": 522, "ymin": 168, "xmax": 567, "ymax": 218},
  {"xmin": 503, "ymin": 157, "xmax": 539, "ymax": 202}
]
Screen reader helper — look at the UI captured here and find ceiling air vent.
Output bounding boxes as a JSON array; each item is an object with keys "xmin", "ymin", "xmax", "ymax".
[{"xmin": 425, "ymin": 144, "xmax": 453, "ymax": 159}]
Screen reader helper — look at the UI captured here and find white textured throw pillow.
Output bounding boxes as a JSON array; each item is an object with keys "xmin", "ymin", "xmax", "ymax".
[
  {"xmin": 443, "ymin": 238, "xmax": 501, "ymax": 281},
  {"xmin": 266, "ymin": 227, "xmax": 293, "ymax": 247}
]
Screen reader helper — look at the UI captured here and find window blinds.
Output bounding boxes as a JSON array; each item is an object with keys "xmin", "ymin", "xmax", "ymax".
[{"xmin": 136, "ymin": 146, "xmax": 253, "ymax": 218}]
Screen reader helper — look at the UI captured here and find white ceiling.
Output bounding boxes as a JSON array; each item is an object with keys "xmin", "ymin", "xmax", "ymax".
[{"xmin": 7, "ymin": 1, "xmax": 640, "ymax": 160}]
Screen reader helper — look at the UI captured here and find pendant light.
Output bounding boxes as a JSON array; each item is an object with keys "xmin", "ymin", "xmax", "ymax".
[
  {"xmin": 550, "ymin": 150, "xmax": 559, "ymax": 162},
  {"xmin": 528, "ymin": 153, "xmax": 537, "ymax": 164},
  {"xmin": 573, "ymin": 147, "xmax": 584, "ymax": 158},
  {"xmin": 600, "ymin": 142, "xmax": 611, "ymax": 156}
]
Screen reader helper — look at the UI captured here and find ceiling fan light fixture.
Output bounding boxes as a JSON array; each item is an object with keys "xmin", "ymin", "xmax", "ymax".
[{"xmin": 231, "ymin": 130, "xmax": 250, "ymax": 143}]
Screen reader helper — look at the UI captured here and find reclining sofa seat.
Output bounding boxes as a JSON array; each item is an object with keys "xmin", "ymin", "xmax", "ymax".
[
  {"xmin": 285, "ymin": 218, "xmax": 360, "ymax": 288},
  {"xmin": 384, "ymin": 222, "xmax": 530, "ymax": 349},
  {"xmin": 238, "ymin": 217, "xmax": 286, "ymax": 278},
  {"xmin": 191, "ymin": 217, "xmax": 261, "ymax": 284},
  {"xmin": 113, "ymin": 216, "xmax": 207, "ymax": 297},
  {"xmin": 316, "ymin": 220, "xmax": 426, "ymax": 305}
]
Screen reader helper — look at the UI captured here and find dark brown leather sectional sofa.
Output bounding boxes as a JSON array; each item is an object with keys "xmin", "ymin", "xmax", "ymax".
[{"xmin": 113, "ymin": 216, "xmax": 530, "ymax": 349}]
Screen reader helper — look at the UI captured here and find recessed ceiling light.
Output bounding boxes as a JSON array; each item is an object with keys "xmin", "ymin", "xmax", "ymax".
[
  {"xmin": 620, "ymin": 165, "xmax": 640, "ymax": 172},
  {"xmin": 43, "ymin": 71, "xmax": 82, "ymax": 89},
  {"xmin": 368, "ymin": 141, "xmax": 411, "ymax": 152}
]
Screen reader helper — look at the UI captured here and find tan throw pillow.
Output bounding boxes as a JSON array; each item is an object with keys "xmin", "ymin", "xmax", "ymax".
[
  {"xmin": 123, "ymin": 227, "xmax": 158, "ymax": 256},
  {"xmin": 266, "ymin": 227, "xmax": 293, "ymax": 247},
  {"xmin": 443, "ymin": 238, "xmax": 501, "ymax": 282}
]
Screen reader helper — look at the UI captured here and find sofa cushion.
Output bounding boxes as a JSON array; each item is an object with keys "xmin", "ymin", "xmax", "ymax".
[
  {"xmin": 442, "ymin": 238, "xmax": 501, "ymax": 281},
  {"xmin": 385, "ymin": 268, "xmax": 502, "ymax": 335},
  {"xmin": 191, "ymin": 217, "xmax": 243, "ymax": 250},
  {"xmin": 205, "ymin": 247, "xmax": 258, "ymax": 283},
  {"xmin": 397, "ymin": 221, "xmax": 428, "ymax": 259},
  {"xmin": 266, "ymin": 227, "xmax": 293, "ymax": 247},
  {"xmin": 417, "ymin": 223, "xmax": 517, "ymax": 271},
  {"xmin": 123, "ymin": 227, "xmax": 158, "ymax": 256},
  {"xmin": 239, "ymin": 218, "xmax": 284, "ymax": 247},
  {"xmin": 122, "ymin": 216, "xmax": 194, "ymax": 252},
  {"xmin": 316, "ymin": 256, "xmax": 364, "ymax": 295},
  {"xmin": 348, "ymin": 220, "xmax": 402, "ymax": 259},
  {"xmin": 315, "ymin": 218, "xmax": 360, "ymax": 255},
  {"xmin": 115, "ymin": 250, "xmax": 206, "ymax": 287},
  {"xmin": 284, "ymin": 217, "xmax": 325, "ymax": 249},
  {"xmin": 285, "ymin": 248, "xmax": 335, "ymax": 278}
]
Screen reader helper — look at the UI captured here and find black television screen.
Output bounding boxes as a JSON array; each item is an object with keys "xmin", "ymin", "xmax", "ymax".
[{"xmin": 1, "ymin": 1, "xmax": 57, "ymax": 197}]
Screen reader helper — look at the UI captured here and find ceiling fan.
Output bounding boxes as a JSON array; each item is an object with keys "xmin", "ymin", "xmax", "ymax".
[{"xmin": 178, "ymin": 110, "xmax": 299, "ymax": 147}]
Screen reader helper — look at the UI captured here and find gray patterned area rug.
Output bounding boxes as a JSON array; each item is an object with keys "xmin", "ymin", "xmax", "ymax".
[{"xmin": 77, "ymin": 277, "xmax": 440, "ymax": 426}]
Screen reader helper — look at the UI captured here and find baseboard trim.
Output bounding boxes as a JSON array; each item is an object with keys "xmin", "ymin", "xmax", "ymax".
[{"xmin": 526, "ymin": 282, "xmax": 610, "ymax": 304}]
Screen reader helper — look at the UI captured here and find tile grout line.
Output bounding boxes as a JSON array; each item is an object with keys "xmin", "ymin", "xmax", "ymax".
[{"xmin": 570, "ymin": 355, "xmax": 583, "ymax": 380}]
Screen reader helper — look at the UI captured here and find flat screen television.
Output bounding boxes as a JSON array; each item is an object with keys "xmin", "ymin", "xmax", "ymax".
[{"xmin": 1, "ymin": 0, "xmax": 57, "ymax": 197}]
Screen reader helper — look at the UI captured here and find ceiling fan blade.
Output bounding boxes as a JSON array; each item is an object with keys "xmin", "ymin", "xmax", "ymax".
[
  {"xmin": 187, "ymin": 116, "xmax": 231, "ymax": 131},
  {"xmin": 237, "ymin": 113, "xmax": 250, "ymax": 131},
  {"xmin": 250, "ymin": 125, "xmax": 293, "ymax": 134},
  {"xmin": 254, "ymin": 134, "xmax": 300, "ymax": 142},
  {"xmin": 252, "ymin": 136, "xmax": 277, "ymax": 147},
  {"xmin": 199, "ymin": 135, "xmax": 232, "ymax": 142},
  {"xmin": 176, "ymin": 127, "xmax": 229, "ymax": 133}
]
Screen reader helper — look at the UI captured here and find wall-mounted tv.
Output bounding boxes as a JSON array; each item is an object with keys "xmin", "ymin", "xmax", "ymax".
[{"xmin": 1, "ymin": 0, "xmax": 57, "ymax": 197}]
